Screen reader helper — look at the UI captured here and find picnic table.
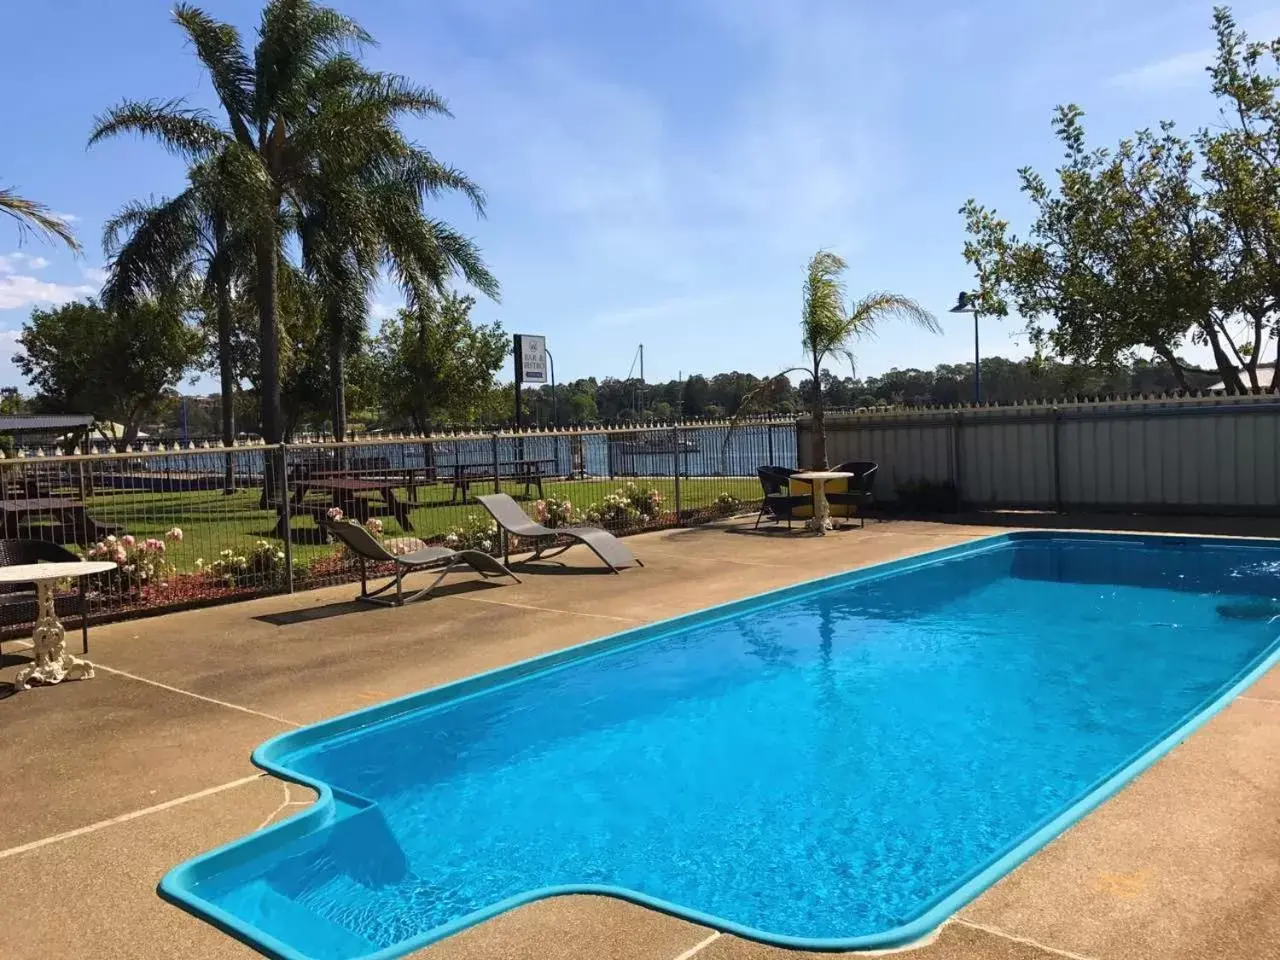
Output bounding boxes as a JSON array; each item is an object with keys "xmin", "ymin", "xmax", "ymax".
[
  {"xmin": 308, "ymin": 465, "xmax": 437, "ymax": 503},
  {"xmin": 450, "ymin": 459, "xmax": 555, "ymax": 504},
  {"xmin": 275, "ymin": 476, "xmax": 415, "ymax": 536},
  {"xmin": 0, "ymin": 497, "xmax": 118, "ymax": 545}
]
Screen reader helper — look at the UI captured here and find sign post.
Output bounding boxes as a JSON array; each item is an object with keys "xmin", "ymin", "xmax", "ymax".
[{"xmin": 513, "ymin": 334, "xmax": 547, "ymax": 430}]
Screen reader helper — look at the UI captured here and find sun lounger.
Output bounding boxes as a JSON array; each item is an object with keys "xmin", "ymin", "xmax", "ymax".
[{"xmin": 476, "ymin": 493, "xmax": 642, "ymax": 573}]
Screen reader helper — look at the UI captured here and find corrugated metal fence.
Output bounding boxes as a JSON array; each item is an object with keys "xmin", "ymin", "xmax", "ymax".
[{"xmin": 799, "ymin": 394, "xmax": 1280, "ymax": 513}]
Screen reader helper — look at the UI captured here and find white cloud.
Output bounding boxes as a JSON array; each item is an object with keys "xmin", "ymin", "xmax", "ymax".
[
  {"xmin": 591, "ymin": 294, "xmax": 734, "ymax": 328},
  {"xmin": 368, "ymin": 300, "xmax": 401, "ymax": 322},
  {"xmin": 1109, "ymin": 48, "xmax": 1210, "ymax": 91},
  {"xmin": 1110, "ymin": 9, "xmax": 1280, "ymax": 92},
  {"xmin": 82, "ymin": 265, "xmax": 109, "ymax": 285},
  {"xmin": 0, "ymin": 252, "xmax": 50, "ymax": 274},
  {"xmin": 51, "ymin": 212, "xmax": 79, "ymax": 223},
  {"xmin": 0, "ymin": 274, "xmax": 96, "ymax": 311}
]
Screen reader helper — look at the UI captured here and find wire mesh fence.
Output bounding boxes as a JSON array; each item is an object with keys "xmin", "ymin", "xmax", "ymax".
[{"xmin": 0, "ymin": 420, "xmax": 796, "ymax": 636}]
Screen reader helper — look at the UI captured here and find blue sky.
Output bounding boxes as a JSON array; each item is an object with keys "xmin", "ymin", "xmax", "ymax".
[{"xmin": 3, "ymin": 0, "xmax": 1279, "ymax": 392}]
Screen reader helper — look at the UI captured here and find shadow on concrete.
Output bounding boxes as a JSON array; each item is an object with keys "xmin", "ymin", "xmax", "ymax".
[
  {"xmin": 254, "ymin": 579, "xmax": 506, "ymax": 625},
  {"xmin": 903, "ymin": 511, "xmax": 1280, "ymax": 539}
]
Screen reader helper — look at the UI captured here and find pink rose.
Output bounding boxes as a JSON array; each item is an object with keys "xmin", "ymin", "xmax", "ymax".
[{"xmin": 122, "ymin": 534, "xmax": 136, "ymax": 548}]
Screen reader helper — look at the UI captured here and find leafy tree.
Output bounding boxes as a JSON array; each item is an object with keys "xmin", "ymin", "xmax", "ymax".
[
  {"xmin": 370, "ymin": 292, "xmax": 507, "ymax": 431},
  {"xmin": 15, "ymin": 299, "xmax": 200, "ymax": 451},
  {"xmin": 0, "ymin": 185, "xmax": 79, "ymax": 250},
  {"xmin": 962, "ymin": 7, "xmax": 1280, "ymax": 393}
]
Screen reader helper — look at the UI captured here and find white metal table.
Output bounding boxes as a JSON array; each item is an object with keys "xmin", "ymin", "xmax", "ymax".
[
  {"xmin": 791, "ymin": 471, "xmax": 853, "ymax": 535},
  {"xmin": 2, "ymin": 561, "xmax": 115, "ymax": 690}
]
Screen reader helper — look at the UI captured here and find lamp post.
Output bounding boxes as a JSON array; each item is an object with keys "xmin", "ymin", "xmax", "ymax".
[{"xmin": 950, "ymin": 291, "xmax": 982, "ymax": 403}]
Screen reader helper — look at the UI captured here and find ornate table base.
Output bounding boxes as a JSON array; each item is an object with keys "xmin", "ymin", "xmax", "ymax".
[
  {"xmin": 12, "ymin": 581, "xmax": 94, "ymax": 690},
  {"xmin": 804, "ymin": 483, "xmax": 834, "ymax": 534}
]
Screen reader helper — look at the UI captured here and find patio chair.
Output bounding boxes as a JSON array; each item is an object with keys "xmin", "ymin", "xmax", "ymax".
[
  {"xmin": 0, "ymin": 539, "xmax": 90, "ymax": 655},
  {"xmin": 827, "ymin": 460, "xmax": 879, "ymax": 528},
  {"xmin": 755, "ymin": 466, "xmax": 813, "ymax": 530},
  {"xmin": 326, "ymin": 520, "xmax": 519, "ymax": 607},
  {"xmin": 476, "ymin": 493, "xmax": 643, "ymax": 573}
]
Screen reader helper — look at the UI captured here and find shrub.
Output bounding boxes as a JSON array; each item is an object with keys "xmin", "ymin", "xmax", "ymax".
[
  {"xmin": 200, "ymin": 540, "xmax": 307, "ymax": 588},
  {"xmin": 443, "ymin": 514, "xmax": 500, "ymax": 554},
  {"xmin": 83, "ymin": 528, "xmax": 182, "ymax": 592},
  {"xmin": 621, "ymin": 482, "xmax": 664, "ymax": 519},
  {"xmin": 532, "ymin": 495, "xmax": 575, "ymax": 528},
  {"xmin": 585, "ymin": 492, "xmax": 639, "ymax": 527},
  {"xmin": 713, "ymin": 491, "xmax": 742, "ymax": 516}
]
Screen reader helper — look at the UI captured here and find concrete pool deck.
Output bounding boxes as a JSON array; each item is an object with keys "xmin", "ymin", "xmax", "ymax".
[{"xmin": 2, "ymin": 514, "xmax": 1279, "ymax": 960}]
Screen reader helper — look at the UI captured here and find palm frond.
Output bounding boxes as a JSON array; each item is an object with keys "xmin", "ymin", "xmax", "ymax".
[
  {"xmin": 173, "ymin": 4, "xmax": 255, "ymax": 145},
  {"xmin": 801, "ymin": 249, "xmax": 851, "ymax": 358},
  {"xmin": 0, "ymin": 187, "xmax": 81, "ymax": 251},
  {"xmin": 846, "ymin": 291, "xmax": 942, "ymax": 337},
  {"xmin": 101, "ymin": 190, "xmax": 203, "ymax": 309},
  {"xmin": 255, "ymin": 0, "xmax": 372, "ymax": 123},
  {"xmin": 89, "ymin": 98, "xmax": 228, "ymax": 159}
]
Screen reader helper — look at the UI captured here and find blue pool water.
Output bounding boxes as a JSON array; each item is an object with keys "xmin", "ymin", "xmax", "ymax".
[{"xmin": 164, "ymin": 533, "xmax": 1280, "ymax": 959}]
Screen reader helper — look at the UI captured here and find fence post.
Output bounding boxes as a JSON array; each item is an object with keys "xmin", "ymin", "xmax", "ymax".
[
  {"xmin": 1052, "ymin": 408, "xmax": 1064, "ymax": 513},
  {"xmin": 491, "ymin": 433, "xmax": 501, "ymax": 494},
  {"xmin": 951, "ymin": 412, "xmax": 964, "ymax": 508},
  {"xmin": 672, "ymin": 424, "xmax": 683, "ymax": 524},
  {"xmin": 279, "ymin": 444, "xmax": 294, "ymax": 594},
  {"xmin": 766, "ymin": 423, "xmax": 775, "ymax": 467}
]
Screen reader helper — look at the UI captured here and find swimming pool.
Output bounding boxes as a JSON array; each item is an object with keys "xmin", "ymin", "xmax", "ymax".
[{"xmin": 162, "ymin": 532, "xmax": 1280, "ymax": 959}]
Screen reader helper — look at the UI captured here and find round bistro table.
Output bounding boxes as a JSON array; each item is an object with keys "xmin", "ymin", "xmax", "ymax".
[
  {"xmin": 791, "ymin": 471, "xmax": 853, "ymax": 535},
  {"xmin": 3, "ymin": 561, "xmax": 115, "ymax": 690}
]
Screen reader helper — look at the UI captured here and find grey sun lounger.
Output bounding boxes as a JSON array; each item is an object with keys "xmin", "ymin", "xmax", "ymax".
[
  {"xmin": 326, "ymin": 519, "xmax": 519, "ymax": 606},
  {"xmin": 477, "ymin": 493, "xmax": 643, "ymax": 573}
]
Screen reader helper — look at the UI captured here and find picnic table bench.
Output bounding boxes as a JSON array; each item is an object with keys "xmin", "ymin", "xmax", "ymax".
[
  {"xmin": 274, "ymin": 476, "xmax": 415, "ymax": 537},
  {"xmin": 0, "ymin": 497, "xmax": 118, "ymax": 545},
  {"xmin": 450, "ymin": 459, "xmax": 554, "ymax": 504}
]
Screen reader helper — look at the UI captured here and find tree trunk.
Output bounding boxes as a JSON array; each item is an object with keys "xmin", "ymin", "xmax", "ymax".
[
  {"xmin": 1150, "ymin": 343, "xmax": 1192, "ymax": 392},
  {"xmin": 213, "ymin": 257, "xmax": 237, "ymax": 494},
  {"xmin": 327, "ymin": 300, "xmax": 347, "ymax": 444},
  {"xmin": 810, "ymin": 358, "xmax": 828, "ymax": 469},
  {"xmin": 1200, "ymin": 322, "xmax": 1245, "ymax": 393},
  {"xmin": 255, "ymin": 222, "xmax": 283, "ymax": 508}
]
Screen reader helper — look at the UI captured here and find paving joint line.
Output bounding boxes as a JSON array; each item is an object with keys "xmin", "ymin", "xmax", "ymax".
[
  {"xmin": 671, "ymin": 931, "xmax": 720, "ymax": 960},
  {"xmin": 956, "ymin": 918, "xmax": 1103, "ymax": 960},
  {"xmin": 444, "ymin": 593, "xmax": 643, "ymax": 624},
  {"xmin": 93, "ymin": 663, "xmax": 302, "ymax": 727},
  {"xmin": 0, "ymin": 774, "xmax": 265, "ymax": 861}
]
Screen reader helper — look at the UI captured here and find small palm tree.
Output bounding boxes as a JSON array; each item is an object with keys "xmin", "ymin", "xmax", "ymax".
[
  {"xmin": 743, "ymin": 250, "xmax": 940, "ymax": 468},
  {"xmin": 1, "ymin": 186, "xmax": 80, "ymax": 251}
]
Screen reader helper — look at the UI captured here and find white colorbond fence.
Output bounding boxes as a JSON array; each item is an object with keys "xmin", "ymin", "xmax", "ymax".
[{"xmin": 798, "ymin": 394, "xmax": 1280, "ymax": 514}]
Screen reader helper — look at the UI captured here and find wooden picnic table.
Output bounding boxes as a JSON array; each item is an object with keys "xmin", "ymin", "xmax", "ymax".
[
  {"xmin": 0, "ymin": 497, "xmax": 117, "ymax": 545},
  {"xmin": 276, "ymin": 476, "xmax": 415, "ymax": 536},
  {"xmin": 308, "ymin": 466, "xmax": 437, "ymax": 503},
  {"xmin": 450, "ymin": 459, "xmax": 555, "ymax": 504}
]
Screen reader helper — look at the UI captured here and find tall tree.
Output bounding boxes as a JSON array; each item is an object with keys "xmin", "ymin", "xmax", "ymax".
[
  {"xmin": 99, "ymin": 153, "xmax": 254, "ymax": 490},
  {"xmin": 0, "ymin": 186, "xmax": 80, "ymax": 250},
  {"xmin": 89, "ymin": 0, "xmax": 462, "ymax": 461},
  {"xmin": 15, "ymin": 299, "xmax": 200, "ymax": 451}
]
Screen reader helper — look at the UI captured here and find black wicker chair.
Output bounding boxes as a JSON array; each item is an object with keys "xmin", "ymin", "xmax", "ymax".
[
  {"xmin": 755, "ymin": 466, "xmax": 812, "ymax": 530},
  {"xmin": 827, "ymin": 460, "xmax": 879, "ymax": 528},
  {"xmin": 0, "ymin": 539, "xmax": 90, "ymax": 656}
]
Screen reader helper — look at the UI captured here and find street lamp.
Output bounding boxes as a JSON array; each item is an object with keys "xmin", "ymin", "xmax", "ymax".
[
  {"xmin": 950, "ymin": 291, "xmax": 982, "ymax": 403},
  {"xmin": 546, "ymin": 348, "xmax": 558, "ymax": 427}
]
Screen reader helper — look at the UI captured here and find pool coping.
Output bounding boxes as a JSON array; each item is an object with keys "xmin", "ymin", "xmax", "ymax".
[{"xmin": 157, "ymin": 530, "xmax": 1280, "ymax": 959}]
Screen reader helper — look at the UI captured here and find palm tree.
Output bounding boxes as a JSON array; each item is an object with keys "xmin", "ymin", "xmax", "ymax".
[
  {"xmin": 100, "ymin": 154, "xmax": 252, "ymax": 491},
  {"xmin": 297, "ymin": 139, "xmax": 498, "ymax": 442},
  {"xmin": 739, "ymin": 251, "xmax": 940, "ymax": 469},
  {"xmin": 88, "ymin": 0, "xmax": 446, "ymax": 462},
  {"xmin": 1, "ymin": 186, "xmax": 80, "ymax": 251}
]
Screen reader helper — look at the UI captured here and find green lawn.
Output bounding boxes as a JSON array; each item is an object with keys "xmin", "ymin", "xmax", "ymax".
[{"xmin": 74, "ymin": 476, "xmax": 762, "ymax": 574}]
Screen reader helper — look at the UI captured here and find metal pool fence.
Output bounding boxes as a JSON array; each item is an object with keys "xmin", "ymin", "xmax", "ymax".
[{"xmin": 0, "ymin": 419, "xmax": 796, "ymax": 634}]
